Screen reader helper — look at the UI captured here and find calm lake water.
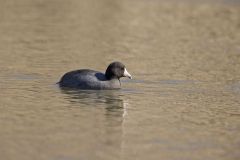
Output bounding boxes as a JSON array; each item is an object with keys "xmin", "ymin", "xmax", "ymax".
[{"xmin": 0, "ymin": 0, "xmax": 240, "ymax": 160}]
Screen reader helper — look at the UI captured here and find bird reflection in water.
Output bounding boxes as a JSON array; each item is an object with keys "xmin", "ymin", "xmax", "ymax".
[
  {"xmin": 59, "ymin": 88, "xmax": 128, "ymax": 115},
  {"xmin": 59, "ymin": 88, "xmax": 129, "ymax": 158}
]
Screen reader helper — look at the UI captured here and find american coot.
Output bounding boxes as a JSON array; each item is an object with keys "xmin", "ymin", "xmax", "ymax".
[{"xmin": 58, "ymin": 62, "xmax": 132, "ymax": 90}]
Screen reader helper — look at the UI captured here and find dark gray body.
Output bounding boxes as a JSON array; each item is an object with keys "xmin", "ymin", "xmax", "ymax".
[{"xmin": 59, "ymin": 69, "xmax": 121, "ymax": 90}]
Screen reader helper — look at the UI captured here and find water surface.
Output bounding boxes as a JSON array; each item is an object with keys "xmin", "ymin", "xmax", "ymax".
[{"xmin": 0, "ymin": 0, "xmax": 240, "ymax": 160}]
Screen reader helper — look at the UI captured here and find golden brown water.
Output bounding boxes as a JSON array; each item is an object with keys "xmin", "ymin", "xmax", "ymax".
[{"xmin": 0, "ymin": 0, "xmax": 240, "ymax": 160}]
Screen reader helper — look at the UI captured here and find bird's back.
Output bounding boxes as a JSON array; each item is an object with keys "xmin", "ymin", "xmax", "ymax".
[{"xmin": 59, "ymin": 69, "xmax": 120, "ymax": 89}]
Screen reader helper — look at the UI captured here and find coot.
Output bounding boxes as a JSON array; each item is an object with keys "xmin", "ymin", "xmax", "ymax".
[{"xmin": 58, "ymin": 61, "xmax": 132, "ymax": 90}]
